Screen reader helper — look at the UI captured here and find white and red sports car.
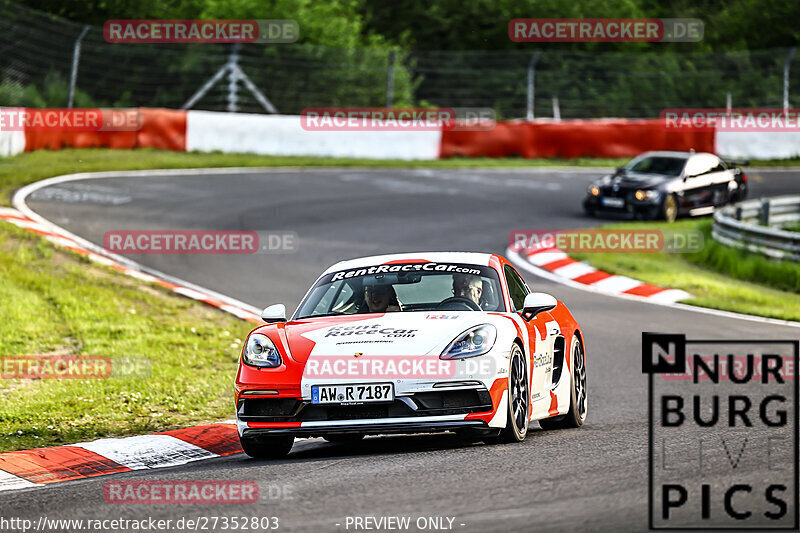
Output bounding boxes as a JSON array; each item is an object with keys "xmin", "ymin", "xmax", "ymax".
[{"xmin": 235, "ymin": 252, "xmax": 587, "ymax": 458}]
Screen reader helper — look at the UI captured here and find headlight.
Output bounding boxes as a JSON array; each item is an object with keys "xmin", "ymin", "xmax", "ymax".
[
  {"xmin": 440, "ymin": 324, "xmax": 497, "ymax": 360},
  {"xmin": 635, "ymin": 189, "xmax": 660, "ymax": 202},
  {"xmin": 243, "ymin": 334, "xmax": 282, "ymax": 368},
  {"xmin": 589, "ymin": 185, "xmax": 600, "ymax": 196}
]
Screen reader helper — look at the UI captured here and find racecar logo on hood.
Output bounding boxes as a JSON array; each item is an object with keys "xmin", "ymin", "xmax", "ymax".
[{"xmin": 323, "ymin": 324, "xmax": 417, "ymax": 338}]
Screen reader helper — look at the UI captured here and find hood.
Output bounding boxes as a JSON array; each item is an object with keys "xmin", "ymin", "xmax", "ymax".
[
  {"xmin": 605, "ymin": 171, "xmax": 669, "ymax": 189},
  {"xmin": 281, "ymin": 312, "xmax": 492, "ymax": 363}
]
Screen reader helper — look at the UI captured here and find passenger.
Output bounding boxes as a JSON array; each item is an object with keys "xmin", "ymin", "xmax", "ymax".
[
  {"xmin": 452, "ymin": 274, "xmax": 483, "ymax": 306},
  {"xmin": 363, "ymin": 283, "xmax": 401, "ymax": 313}
]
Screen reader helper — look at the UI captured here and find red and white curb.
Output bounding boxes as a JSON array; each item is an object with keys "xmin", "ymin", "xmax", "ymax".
[
  {"xmin": 0, "ymin": 422, "xmax": 240, "ymax": 492},
  {"xmin": 507, "ymin": 242, "xmax": 691, "ymax": 304}
]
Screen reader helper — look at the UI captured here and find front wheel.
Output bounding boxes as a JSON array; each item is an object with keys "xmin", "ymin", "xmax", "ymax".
[
  {"xmin": 540, "ymin": 337, "xmax": 587, "ymax": 429},
  {"xmin": 240, "ymin": 435, "xmax": 294, "ymax": 459},
  {"xmin": 488, "ymin": 344, "xmax": 529, "ymax": 443}
]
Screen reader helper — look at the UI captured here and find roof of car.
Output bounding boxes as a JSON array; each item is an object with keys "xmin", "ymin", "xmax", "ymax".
[{"xmin": 324, "ymin": 252, "xmax": 496, "ymax": 274}]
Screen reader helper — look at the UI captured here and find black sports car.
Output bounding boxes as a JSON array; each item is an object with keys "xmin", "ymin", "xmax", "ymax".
[{"xmin": 583, "ymin": 151, "xmax": 748, "ymax": 222}]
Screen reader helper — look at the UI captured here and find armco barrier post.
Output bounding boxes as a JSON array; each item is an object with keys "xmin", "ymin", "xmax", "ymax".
[{"xmin": 761, "ymin": 198, "xmax": 770, "ymax": 226}]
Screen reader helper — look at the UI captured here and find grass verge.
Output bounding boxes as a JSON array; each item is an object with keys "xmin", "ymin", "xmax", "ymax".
[
  {"xmin": 0, "ymin": 224, "xmax": 252, "ymax": 453},
  {"xmin": 570, "ymin": 219, "xmax": 800, "ymax": 322}
]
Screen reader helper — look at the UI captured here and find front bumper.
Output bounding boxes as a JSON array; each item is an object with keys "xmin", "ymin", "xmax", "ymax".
[
  {"xmin": 236, "ymin": 386, "xmax": 497, "ymax": 437},
  {"xmin": 584, "ymin": 193, "xmax": 660, "ymax": 218},
  {"xmin": 240, "ymin": 419, "xmax": 490, "ymax": 438}
]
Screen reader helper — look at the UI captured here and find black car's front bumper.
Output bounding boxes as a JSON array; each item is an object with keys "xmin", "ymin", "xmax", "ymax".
[{"xmin": 583, "ymin": 192, "xmax": 661, "ymax": 219}]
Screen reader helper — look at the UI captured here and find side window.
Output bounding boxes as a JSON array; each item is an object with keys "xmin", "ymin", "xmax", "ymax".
[{"xmin": 504, "ymin": 265, "xmax": 530, "ymax": 312}]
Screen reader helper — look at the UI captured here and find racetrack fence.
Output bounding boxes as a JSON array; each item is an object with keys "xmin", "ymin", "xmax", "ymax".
[{"xmin": 0, "ymin": 0, "xmax": 798, "ymax": 119}]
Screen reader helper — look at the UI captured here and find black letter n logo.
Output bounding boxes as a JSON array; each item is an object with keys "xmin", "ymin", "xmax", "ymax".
[{"xmin": 642, "ymin": 333, "xmax": 686, "ymax": 374}]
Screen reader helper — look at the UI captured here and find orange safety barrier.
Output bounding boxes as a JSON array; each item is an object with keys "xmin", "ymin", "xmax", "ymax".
[
  {"xmin": 23, "ymin": 108, "xmax": 187, "ymax": 152},
  {"xmin": 137, "ymin": 107, "xmax": 187, "ymax": 150},
  {"xmin": 441, "ymin": 119, "xmax": 715, "ymax": 159}
]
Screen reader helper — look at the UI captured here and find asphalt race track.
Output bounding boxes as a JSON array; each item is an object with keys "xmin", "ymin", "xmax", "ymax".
[{"xmin": 4, "ymin": 167, "xmax": 800, "ymax": 531}]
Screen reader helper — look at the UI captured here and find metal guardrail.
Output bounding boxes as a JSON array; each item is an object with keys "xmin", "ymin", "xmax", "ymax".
[{"xmin": 712, "ymin": 195, "xmax": 800, "ymax": 261}]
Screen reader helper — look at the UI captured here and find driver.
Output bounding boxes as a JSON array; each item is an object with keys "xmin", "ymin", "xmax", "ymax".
[
  {"xmin": 452, "ymin": 274, "xmax": 483, "ymax": 306},
  {"xmin": 363, "ymin": 282, "xmax": 402, "ymax": 313}
]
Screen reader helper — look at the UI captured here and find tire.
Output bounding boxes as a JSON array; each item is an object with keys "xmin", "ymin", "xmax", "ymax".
[
  {"xmin": 240, "ymin": 435, "xmax": 294, "ymax": 459},
  {"xmin": 661, "ymin": 194, "xmax": 678, "ymax": 223},
  {"xmin": 487, "ymin": 344, "xmax": 529, "ymax": 443},
  {"xmin": 323, "ymin": 434, "xmax": 365, "ymax": 444},
  {"xmin": 540, "ymin": 337, "xmax": 587, "ymax": 430}
]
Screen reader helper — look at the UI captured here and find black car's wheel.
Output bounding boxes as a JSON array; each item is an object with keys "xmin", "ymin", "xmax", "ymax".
[
  {"xmin": 540, "ymin": 337, "xmax": 587, "ymax": 430},
  {"xmin": 661, "ymin": 194, "xmax": 678, "ymax": 223},
  {"xmin": 323, "ymin": 434, "xmax": 365, "ymax": 444},
  {"xmin": 487, "ymin": 344, "xmax": 529, "ymax": 443},
  {"xmin": 240, "ymin": 435, "xmax": 294, "ymax": 459}
]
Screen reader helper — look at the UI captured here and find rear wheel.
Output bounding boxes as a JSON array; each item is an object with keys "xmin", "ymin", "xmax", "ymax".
[
  {"xmin": 239, "ymin": 435, "xmax": 294, "ymax": 459},
  {"xmin": 540, "ymin": 337, "xmax": 586, "ymax": 430},
  {"xmin": 487, "ymin": 344, "xmax": 529, "ymax": 443}
]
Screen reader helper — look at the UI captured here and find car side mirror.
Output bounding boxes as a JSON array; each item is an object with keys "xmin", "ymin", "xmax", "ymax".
[
  {"xmin": 521, "ymin": 292, "xmax": 557, "ymax": 321},
  {"xmin": 261, "ymin": 304, "xmax": 287, "ymax": 323},
  {"xmin": 615, "ymin": 166, "xmax": 626, "ymax": 174}
]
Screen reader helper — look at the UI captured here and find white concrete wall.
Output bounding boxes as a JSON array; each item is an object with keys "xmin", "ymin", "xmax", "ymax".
[
  {"xmin": 716, "ymin": 131, "xmax": 800, "ymax": 160},
  {"xmin": 186, "ymin": 111, "xmax": 442, "ymax": 160},
  {"xmin": 0, "ymin": 108, "xmax": 25, "ymax": 157}
]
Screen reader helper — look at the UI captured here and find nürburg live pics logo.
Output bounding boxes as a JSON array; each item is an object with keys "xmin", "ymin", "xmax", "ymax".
[{"xmin": 643, "ymin": 332, "xmax": 798, "ymax": 529}]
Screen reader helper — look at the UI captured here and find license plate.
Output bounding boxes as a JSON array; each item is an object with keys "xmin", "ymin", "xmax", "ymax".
[
  {"xmin": 311, "ymin": 383, "xmax": 394, "ymax": 404},
  {"xmin": 601, "ymin": 197, "xmax": 625, "ymax": 208}
]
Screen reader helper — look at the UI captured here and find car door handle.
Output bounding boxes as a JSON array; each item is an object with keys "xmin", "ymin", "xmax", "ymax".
[{"xmin": 548, "ymin": 328, "xmax": 560, "ymax": 335}]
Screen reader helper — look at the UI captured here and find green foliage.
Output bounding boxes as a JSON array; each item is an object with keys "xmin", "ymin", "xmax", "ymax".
[
  {"xmin": 0, "ymin": 72, "xmax": 96, "ymax": 107},
  {"xmin": 685, "ymin": 219, "xmax": 800, "ymax": 293}
]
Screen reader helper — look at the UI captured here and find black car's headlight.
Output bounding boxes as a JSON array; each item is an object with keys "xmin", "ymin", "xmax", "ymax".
[
  {"xmin": 588, "ymin": 185, "xmax": 600, "ymax": 196},
  {"xmin": 440, "ymin": 324, "xmax": 497, "ymax": 360},
  {"xmin": 243, "ymin": 333, "xmax": 282, "ymax": 368},
  {"xmin": 634, "ymin": 189, "xmax": 661, "ymax": 202}
]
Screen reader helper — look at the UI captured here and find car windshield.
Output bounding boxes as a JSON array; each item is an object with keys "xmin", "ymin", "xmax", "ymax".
[
  {"xmin": 294, "ymin": 262, "xmax": 505, "ymax": 318},
  {"xmin": 626, "ymin": 156, "xmax": 686, "ymax": 176}
]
